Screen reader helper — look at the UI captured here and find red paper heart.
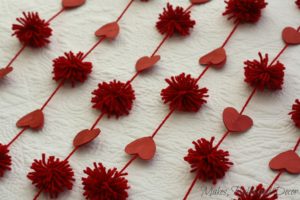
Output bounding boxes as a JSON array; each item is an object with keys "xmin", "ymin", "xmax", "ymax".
[
  {"xmin": 62, "ymin": 0, "xmax": 86, "ymax": 8},
  {"xmin": 125, "ymin": 137, "xmax": 156, "ymax": 160},
  {"xmin": 282, "ymin": 27, "xmax": 300, "ymax": 45},
  {"xmin": 199, "ymin": 47, "xmax": 227, "ymax": 68},
  {"xmin": 136, "ymin": 55, "xmax": 161, "ymax": 72},
  {"xmin": 269, "ymin": 150, "xmax": 300, "ymax": 174},
  {"xmin": 16, "ymin": 109, "xmax": 44, "ymax": 129},
  {"xmin": 223, "ymin": 107, "xmax": 253, "ymax": 133},
  {"xmin": 95, "ymin": 22, "xmax": 120, "ymax": 40},
  {"xmin": 0, "ymin": 67, "xmax": 13, "ymax": 79},
  {"xmin": 190, "ymin": 0, "xmax": 210, "ymax": 4},
  {"xmin": 73, "ymin": 128, "xmax": 101, "ymax": 147}
]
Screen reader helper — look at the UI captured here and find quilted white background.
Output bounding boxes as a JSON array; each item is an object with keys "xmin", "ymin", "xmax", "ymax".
[{"xmin": 0, "ymin": 0, "xmax": 300, "ymax": 199}]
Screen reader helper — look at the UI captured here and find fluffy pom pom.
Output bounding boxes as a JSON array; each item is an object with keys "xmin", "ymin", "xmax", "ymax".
[
  {"xmin": 156, "ymin": 3, "xmax": 196, "ymax": 37},
  {"xmin": 12, "ymin": 12, "xmax": 52, "ymax": 47},
  {"xmin": 223, "ymin": 0, "xmax": 267, "ymax": 23},
  {"xmin": 27, "ymin": 154, "xmax": 75, "ymax": 198},
  {"xmin": 184, "ymin": 137, "xmax": 233, "ymax": 184},
  {"xmin": 52, "ymin": 51, "xmax": 92, "ymax": 86},
  {"xmin": 234, "ymin": 184, "xmax": 278, "ymax": 200},
  {"xmin": 244, "ymin": 52, "xmax": 285, "ymax": 91},
  {"xmin": 0, "ymin": 144, "xmax": 12, "ymax": 177},
  {"xmin": 91, "ymin": 80, "xmax": 135, "ymax": 118},
  {"xmin": 161, "ymin": 73, "xmax": 208, "ymax": 112},
  {"xmin": 296, "ymin": 0, "xmax": 300, "ymax": 8},
  {"xmin": 82, "ymin": 163, "xmax": 129, "ymax": 200},
  {"xmin": 289, "ymin": 99, "xmax": 300, "ymax": 128}
]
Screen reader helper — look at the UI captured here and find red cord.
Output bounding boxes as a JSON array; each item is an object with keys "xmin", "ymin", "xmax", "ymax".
[
  {"xmin": 183, "ymin": 174, "xmax": 199, "ymax": 200},
  {"xmin": 40, "ymin": 80, "xmax": 65, "ymax": 110},
  {"xmin": 184, "ymin": 4, "xmax": 194, "ymax": 13},
  {"xmin": 64, "ymin": 147, "xmax": 79, "ymax": 161},
  {"xmin": 119, "ymin": 155, "xmax": 138, "ymax": 174},
  {"xmin": 3, "ymin": 44, "xmax": 27, "ymax": 69},
  {"xmin": 221, "ymin": 22, "xmax": 240, "ymax": 48},
  {"xmin": 6, "ymin": 127, "xmax": 28, "ymax": 148},
  {"xmin": 90, "ymin": 112, "xmax": 105, "ymax": 130},
  {"xmin": 82, "ymin": 37, "xmax": 106, "ymax": 60},
  {"xmin": 151, "ymin": 108, "xmax": 175, "ymax": 138},
  {"xmin": 116, "ymin": 0, "xmax": 135, "ymax": 23},
  {"xmin": 46, "ymin": 8, "xmax": 65, "ymax": 23},
  {"xmin": 33, "ymin": 188, "xmax": 43, "ymax": 200}
]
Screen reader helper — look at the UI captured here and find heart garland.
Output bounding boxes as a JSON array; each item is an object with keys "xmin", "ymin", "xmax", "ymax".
[
  {"xmin": 182, "ymin": 26, "xmax": 300, "ymax": 199},
  {"xmin": 0, "ymin": 0, "xmax": 150, "ymax": 186},
  {"xmin": 0, "ymin": 0, "xmax": 86, "ymax": 80}
]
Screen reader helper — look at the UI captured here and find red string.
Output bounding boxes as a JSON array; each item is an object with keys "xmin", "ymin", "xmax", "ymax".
[
  {"xmin": 3, "ymin": 44, "xmax": 27, "ymax": 69},
  {"xmin": 6, "ymin": 127, "xmax": 28, "ymax": 148},
  {"xmin": 64, "ymin": 147, "xmax": 79, "ymax": 161},
  {"xmin": 82, "ymin": 37, "xmax": 106, "ymax": 60},
  {"xmin": 119, "ymin": 155, "xmax": 138, "ymax": 174},
  {"xmin": 90, "ymin": 112, "xmax": 105, "ymax": 130},
  {"xmin": 46, "ymin": 8, "xmax": 65, "ymax": 24},
  {"xmin": 33, "ymin": 188, "xmax": 43, "ymax": 200},
  {"xmin": 184, "ymin": 4, "xmax": 194, "ymax": 13},
  {"xmin": 195, "ymin": 64, "xmax": 211, "ymax": 83},
  {"xmin": 240, "ymin": 88, "xmax": 257, "ymax": 114},
  {"xmin": 183, "ymin": 173, "xmax": 199, "ymax": 200},
  {"xmin": 151, "ymin": 108, "xmax": 175, "ymax": 138},
  {"xmin": 40, "ymin": 80, "xmax": 65, "ymax": 111},
  {"xmin": 116, "ymin": 0, "xmax": 135, "ymax": 23},
  {"xmin": 221, "ymin": 22, "xmax": 240, "ymax": 48}
]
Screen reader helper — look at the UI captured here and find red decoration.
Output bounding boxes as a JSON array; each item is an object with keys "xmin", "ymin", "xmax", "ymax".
[
  {"xmin": 27, "ymin": 154, "xmax": 75, "ymax": 198},
  {"xmin": 73, "ymin": 129, "xmax": 101, "ymax": 148},
  {"xmin": 82, "ymin": 163, "xmax": 129, "ymax": 200},
  {"xmin": 16, "ymin": 109, "xmax": 44, "ymax": 130},
  {"xmin": 62, "ymin": 0, "xmax": 86, "ymax": 8},
  {"xmin": 269, "ymin": 150, "xmax": 300, "ymax": 174},
  {"xmin": 156, "ymin": 3, "xmax": 196, "ymax": 37},
  {"xmin": 0, "ymin": 67, "xmax": 13, "ymax": 79},
  {"xmin": 136, "ymin": 55, "xmax": 161, "ymax": 72},
  {"xmin": 223, "ymin": 0, "xmax": 267, "ymax": 24},
  {"xmin": 125, "ymin": 137, "xmax": 156, "ymax": 160},
  {"xmin": 223, "ymin": 107, "xmax": 253, "ymax": 133},
  {"xmin": 234, "ymin": 184, "xmax": 278, "ymax": 200},
  {"xmin": 52, "ymin": 51, "xmax": 92, "ymax": 86},
  {"xmin": 289, "ymin": 99, "xmax": 300, "ymax": 128},
  {"xmin": 282, "ymin": 27, "xmax": 300, "ymax": 45},
  {"xmin": 161, "ymin": 73, "xmax": 209, "ymax": 112},
  {"xmin": 296, "ymin": 0, "xmax": 300, "ymax": 8},
  {"xmin": 91, "ymin": 80, "xmax": 135, "ymax": 118},
  {"xmin": 199, "ymin": 47, "xmax": 227, "ymax": 68},
  {"xmin": 95, "ymin": 22, "xmax": 120, "ymax": 40},
  {"xmin": 12, "ymin": 12, "xmax": 52, "ymax": 47},
  {"xmin": 0, "ymin": 144, "xmax": 11, "ymax": 177},
  {"xmin": 190, "ymin": 0, "xmax": 210, "ymax": 4},
  {"xmin": 244, "ymin": 52, "xmax": 285, "ymax": 91},
  {"xmin": 184, "ymin": 137, "xmax": 233, "ymax": 184}
]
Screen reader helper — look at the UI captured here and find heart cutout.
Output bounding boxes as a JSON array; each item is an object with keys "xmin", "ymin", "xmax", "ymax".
[
  {"xmin": 16, "ymin": 109, "xmax": 44, "ymax": 129},
  {"xmin": 0, "ymin": 67, "xmax": 13, "ymax": 79},
  {"xmin": 199, "ymin": 47, "xmax": 227, "ymax": 68},
  {"xmin": 190, "ymin": 0, "xmax": 210, "ymax": 4},
  {"xmin": 73, "ymin": 128, "xmax": 101, "ymax": 147},
  {"xmin": 125, "ymin": 137, "xmax": 156, "ymax": 160},
  {"xmin": 95, "ymin": 22, "xmax": 120, "ymax": 40},
  {"xmin": 282, "ymin": 27, "xmax": 300, "ymax": 45},
  {"xmin": 136, "ymin": 55, "xmax": 161, "ymax": 72},
  {"xmin": 269, "ymin": 150, "xmax": 300, "ymax": 174},
  {"xmin": 223, "ymin": 107, "xmax": 253, "ymax": 133},
  {"xmin": 62, "ymin": 0, "xmax": 86, "ymax": 8}
]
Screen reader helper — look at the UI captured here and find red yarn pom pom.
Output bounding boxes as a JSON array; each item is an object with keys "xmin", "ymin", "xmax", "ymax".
[
  {"xmin": 223, "ymin": 0, "xmax": 267, "ymax": 23},
  {"xmin": 289, "ymin": 99, "xmax": 300, "ymax": 128},
  {"xmin": 12, "ymin": 12, "xmax": 52, "ymax": 47},
  {"xmin": 52, "ymin": 51, "xmax": 92, "ymax": 86},
  {"xmin": 82, "ymin": 163, "xmax": 129, "ymax": 200},
  {"xmin": 27, "ymin": 154, "xmax": 75, "ymax": 198},
  {"xmin": 296, "ymin": 0, "xmax": 300, "ymax": 8},
  {"xmin": 91, "ymin": 80, "xmax": 135, "ymax": 118},
  {"xmin": 0, "ymin": 144, "xmax": 11, "ymax": 177},
  {"xmin": 156, "ymin": 3, "xmax": 196, "ymax": 37},
  {"xmin": 234, "ymin": 184, "xmax": 278, "ymax": 200},
  {"xmin": 244, "ymin": 52, "xmax": 285, "ymax": 91},
  {"xmin": 184, "ymin": 137, "xmax": 233, "ymax": 184},
  {"xmin": 161, "ymin": 73, "xmax": 208, "ymax": 112}
]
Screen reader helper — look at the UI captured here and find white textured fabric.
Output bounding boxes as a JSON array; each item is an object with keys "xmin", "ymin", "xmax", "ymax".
[{"xmin": 0, "ymin": 0, "xmax": 300, "ymax": 199}]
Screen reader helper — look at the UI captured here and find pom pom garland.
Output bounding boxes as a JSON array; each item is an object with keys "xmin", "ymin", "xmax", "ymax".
[
  {"xmin": 244, "ymin": 53, "xmax": 285, "ymax": 91},
  {"xmin": 27, "ymin": 154, "xmax": 75, "ymax": 198},
  {"xmin": 156, "ymin": 3, "xmax": 196, "ymax": 37},
  {"xmin": 91, "ymin": 80, "xmax": 135, "ymax": 118},
  {"xmin": 234, "ymin": 184, "xmax": 278, "ymax": 200},
  {"xmin": 161, "ymin": 73, "xmax": 209, "ymax": 112},
  {"xmin": 82, "ymin": 163, "xmax": 129, "ymax": 200},
  {"xmin": 0, "ymin": 144, "xmax": 12, "ymax": 177},
  {"xmin": 12, "ymin": 12, "xmax": 52, "ymax": 47},
  {"xmin": 289, "ymin": 99, "xmax": 300, "ymax": 128},
  {"xmin": 184, "ymin": 137, "xmax": 233, "ymax": 184},
  {"xmin": 52, "ymin": 51, "xmax": 93, "ymax": 86},
  {"xmin": 223, "ymin": 0, "xmax": 267, "ymax": 24}
]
